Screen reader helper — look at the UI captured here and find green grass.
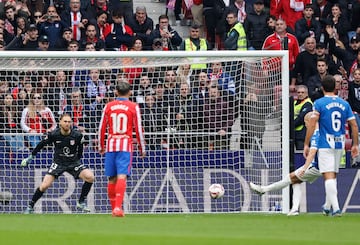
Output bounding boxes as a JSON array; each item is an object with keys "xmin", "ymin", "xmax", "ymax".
[{"xmin": 1, "ymin": 213, "xmax": 359, "ymax": 245}]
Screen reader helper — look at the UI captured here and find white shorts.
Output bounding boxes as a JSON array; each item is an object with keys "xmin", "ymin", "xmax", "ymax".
[
  {"xmin": 318, "ymin": 148, "xmax": 343, "ymax": 173},
  {"xmin": 294, "ymin": 164, "xmax": 321, "ymax": 183}
]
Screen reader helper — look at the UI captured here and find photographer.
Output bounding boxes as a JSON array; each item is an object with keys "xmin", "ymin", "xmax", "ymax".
[{"xmin": 38, "ymin": 6, "xmax": 65, "ymax": 49}]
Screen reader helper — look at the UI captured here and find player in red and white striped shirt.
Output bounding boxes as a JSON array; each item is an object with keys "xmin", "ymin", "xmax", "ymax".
[{"xmin": 98, "ymin": 82, "xmax": 146, "ymax": 217}]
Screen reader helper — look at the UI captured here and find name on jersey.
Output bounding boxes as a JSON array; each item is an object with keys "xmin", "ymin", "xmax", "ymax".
[
  {"xmin": 326, "ymin": 102, "xmax": 345, "ymax": 111},
  {"xmin": 111, "ymin": 104, "xmax": 129, "ymax": 111}
]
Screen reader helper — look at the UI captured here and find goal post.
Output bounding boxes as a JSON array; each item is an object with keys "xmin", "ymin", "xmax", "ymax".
[{"xmin": 0, "ymin": 50, "xmax": 290, "ymax": 214}]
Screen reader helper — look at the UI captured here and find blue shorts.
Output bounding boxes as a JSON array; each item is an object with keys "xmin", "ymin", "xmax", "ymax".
[{"xmin": 104, "ymin": 152, "xmax": 132, "ymax": 177}]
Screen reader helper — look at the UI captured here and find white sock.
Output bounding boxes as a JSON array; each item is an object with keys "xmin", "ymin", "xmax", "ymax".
[
  {"xmin": 291, "ymin": 183, "xmax": 302, "ymax": 211},
  {"xmin": 325, "ymin": 179, "xmax": 340, "ymax": 212},
  {"xmin": 262, "ymin": 175, "xmax": 291, "ymax": 192}
]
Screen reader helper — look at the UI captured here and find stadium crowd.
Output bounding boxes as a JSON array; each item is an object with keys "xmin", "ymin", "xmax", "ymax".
[{"xmin": 0, "ymin": 0, "xmax": 360, "ymax": 152}]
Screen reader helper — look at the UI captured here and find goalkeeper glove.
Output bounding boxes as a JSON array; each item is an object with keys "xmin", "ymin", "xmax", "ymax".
[{"xmin": 21, "ymin": 155, "xmax": 33, "ymax": 167}]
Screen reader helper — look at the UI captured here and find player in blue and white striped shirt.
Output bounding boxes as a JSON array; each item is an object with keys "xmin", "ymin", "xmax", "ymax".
[{"xmin": 304, "ymin": 75, "xmax": 359, "ymax": 216}]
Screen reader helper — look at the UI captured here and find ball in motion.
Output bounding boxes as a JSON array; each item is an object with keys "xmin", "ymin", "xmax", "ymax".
[{"xmin": 208, "ymin": 184, "xmax": 225, "ymax": 199}]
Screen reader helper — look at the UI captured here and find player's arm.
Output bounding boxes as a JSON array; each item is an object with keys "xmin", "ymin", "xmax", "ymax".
[
  {"xmin": 299, "ymin": 147, "xmax": 317, "ymax": 177},
  {"xmin": 97, "ymin": 106, "xmax": 108, "ymax": 154},
  {"xmin": 303, "ymin": 112, "xmax": 318, "ymax": 158},
  {"xmin": 134, "ymin": 105, "xmax": 146, "ymax": 158},
  {"xmin": 348, "ymin": 118, "xmax": 359, "ymax": 159},
  {"xmin": 77, "ymin": 132, "xmax": 84, "ymax": 160},
  {"xmin": 21, "ymin": 133, "xmax": 52, "ymax": 167}
]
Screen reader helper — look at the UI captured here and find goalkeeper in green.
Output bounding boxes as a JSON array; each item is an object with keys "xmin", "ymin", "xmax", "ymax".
[{"xmin": 21, "ymin": 114, "xmax": 95, "ymax": 214}]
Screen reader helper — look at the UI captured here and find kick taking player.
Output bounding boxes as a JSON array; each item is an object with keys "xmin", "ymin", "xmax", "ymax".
[
  {"xmin": 98, "ymin": 82, "xmax": 146, "ymax": 217},
  {"xmin": 250, "ymin": 112, "xmax": 322, "ymax": 216},
  {"xmin": 21, "ymin": 114, "xmax": 95, "ymax": 213},
  {"xmin": 304, "ymin": 75, "xmax": 359, "ymax": 217}
]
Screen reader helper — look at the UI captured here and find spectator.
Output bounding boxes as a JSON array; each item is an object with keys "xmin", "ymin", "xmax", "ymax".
[
  {"xmin": 173, "ymin": 82, "xmax": 198, "ymax": 148},
  {"xmin": 176, "ymin": 64, "xmax": 194, "ymax": 88},
  {"xmin": 141, "ymin": 94, "xmax": 166, "ymax": 150},
  {"xmin": 63, "ymin": 89, "xmax": 91, "ymax": 134},
  {"xmin": 5, "ymin": 21, "xmax": 31, "ymax": 50},
  {"xmin": 243, "ymin": 0, "xmax": 269, "ymax": 50},
  {"xmin": 294, "ymin": 4, "xmax": 321, "ymax": 46},
  {"xmin": 88, "ymin": 0, "xmax": 110, "ymax": 21},
  {"xmin": 326, "ymin": 26, "xmax": 359, "ymax": 76},
  {"xmin": 46, "ymin": 70, "xmax": 71, "ymax": 116},
  {"xmin": 149, "ymin": 14, "xmax": 182, "ymax": 51},
  {"xmin": 108, "ymin": 0, "xmax": 133, "ymax": 22},
  {"xmin": 85, "ymin": 69, "xmax": 106, "ymax": 106},
  {"xmin": 291, "ymin": 37, "xmax": 317, "ymax": 90},
  {"xmin": 307, "ymin": 58, "xmax": 328, "ymax": 101},
  {"xmin": 104, "ymin": 9, "xmax": 133, "ymax": 51},
  {"xmin": 203, "ymin": 0, "xmax": 228, "ymax": 48},
  {"xmin": 128, "ymin": 37, "xmax": 143, "ymax": 51},
  {"xmin": 4, "ymin": 5, "xmax": 16, "ymax": 37},
  {"xmin": 151, "ymin": 38, "xmax": 163, "ymax": 51},
  {"xmin": 351, "ymin": 0, "xmax": 360, "ymax": 32},
  {"xmin": 239, "ymin": 83, "xmax": 269, "ymax": 151},
  {"xmin": 127, "ymin": 6, "xmax": 154, "ymax": 50},
  {"xmin": 163, "ymin": 68, "xmax": 178, "ymax": 99},
  {"xmin": 54, "ymin": 27, "xmax": 73, "ymax": 51},
  {"xmin": 348, "ymin": 68, "xmax": 360, "ymax": 127},
  {"xmin": 203, "ymin": 83, "xmax": 234, "ymax": 150},
  {"xmin": 272, "ymin": 0, "xmax": 311, "ymax": 31},
  {"xmin": 0, "ymin": 88, "xmax": 25, "ymax": 153},
  {"xmin": 60, "ymin": 0, "xmax": 92, "ymax": 42},
  {"xmin": 79, "ymin": 23, "xmax": 105, "ymax": 51},
  {"xmin": 20, "ymin": 93, "xmax": 57, "ymax": 148},
  {"xmin": 224, "ymin": 10, "xmax": 247, "ymax": 50},
  {"xmin": 315, "ymin": 42, "xmax": 341, "ymax": 75},
  {"xmin": 262, "ymin": 18, "xmax": 300, "ymax": 79},
  {"xmin": 313, "ymin": 0, "xmax": 332, "ymax": 25},
  {"xmin": 37, "ymin": 35, "xmax": 50, "ymax": 51},
  {"xmin": 227, "ymin": 0, "xmax": 252, "ymax": 24},
  {"xmin": 326, "ymin": 4, "xmax": 351, "ymax": 49},
  {"xmin": 133, "ymin": 74, "xmax": 154, "ymax": 106},
  {"xmin": 293, "ymin": 85, "xmax": 313, "ymax": 150},
  {"xmin": 38, "ymin": 6, "xmax": 65, "ymax": 49},
  {"xmin": 208, "ymin": 61, "xmax": 235, "ymax": 94},
  {"xmin": 94, "ymin": 10, "xmax": 109, "ymax": 41}
]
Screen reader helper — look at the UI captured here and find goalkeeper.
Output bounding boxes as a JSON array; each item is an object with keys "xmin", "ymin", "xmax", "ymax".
[
  {"xmin": 250, "ymin": 112, "xmax": 322, "ymax": 216},
  {"xmin": 21, "ymin": 114, "xmax": 95, "ymax": 214}
]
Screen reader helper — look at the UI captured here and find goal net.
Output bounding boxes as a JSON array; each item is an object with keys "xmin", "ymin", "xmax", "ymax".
[{"xmin": 0, "ymin": 51, "xmax": 289, "ymax": 214}]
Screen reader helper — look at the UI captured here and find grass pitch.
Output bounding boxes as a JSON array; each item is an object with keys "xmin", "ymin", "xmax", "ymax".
[{"xmin": 0, "ymin": 213, "xmax": 359, "ymax": 245}]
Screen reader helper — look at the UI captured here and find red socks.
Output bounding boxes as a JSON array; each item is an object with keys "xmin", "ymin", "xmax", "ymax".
[
  {"xmin": 107, "ymin": 183, "xmax": 116, "ymax": 211},
  {"xmin": 115, "ymin": 178, "xmax": 126, "ymax": 210}
]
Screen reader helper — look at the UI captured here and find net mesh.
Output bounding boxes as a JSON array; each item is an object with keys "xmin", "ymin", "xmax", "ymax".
[{"xmin": 0, "ymin": 51, "xmax": 287, "ymax": 214}]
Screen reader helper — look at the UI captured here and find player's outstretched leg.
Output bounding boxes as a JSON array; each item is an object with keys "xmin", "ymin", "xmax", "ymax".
[{"xmin": 249, "ymin": 182, "xmax": 265, "ymax": 195}]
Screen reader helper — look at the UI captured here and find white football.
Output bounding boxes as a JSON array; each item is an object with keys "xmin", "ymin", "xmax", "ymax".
[{"xmin": 208, "ymin": 184, "xmax": 225, "ymax": 199}]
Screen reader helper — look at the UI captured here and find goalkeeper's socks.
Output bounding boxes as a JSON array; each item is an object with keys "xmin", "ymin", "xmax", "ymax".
[
  {"xmin": 115, "ymin": 179, "xmax": 126, "ymax": 210},
  {"xmin": 30, "ymin": 187, "xmax": 44, "ymax": 208},
  {"xmin": 79, "ymin": 182, "xmax": 93, "ymax": 203}
]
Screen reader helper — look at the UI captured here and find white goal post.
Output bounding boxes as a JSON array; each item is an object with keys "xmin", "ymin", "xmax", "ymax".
[{"xmin": 0, "ymin": 50, "xmax": 289, "ymax": 214}]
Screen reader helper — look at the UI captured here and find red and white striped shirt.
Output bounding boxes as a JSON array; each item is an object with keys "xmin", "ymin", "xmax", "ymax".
[{"xmin": 98, "ymin": 98, "xmax": 145, "ymax": 154}]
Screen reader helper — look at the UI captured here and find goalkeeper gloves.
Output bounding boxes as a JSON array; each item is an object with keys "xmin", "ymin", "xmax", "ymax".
[{"xmin": 21, "ymin": 155, "xmax": 34, "ymax": 167}]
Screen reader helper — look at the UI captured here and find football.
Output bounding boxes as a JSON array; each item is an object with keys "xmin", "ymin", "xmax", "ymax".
[{"xmin": 208, "ymin": 184, "xmax": 225, "ymax": 199}]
